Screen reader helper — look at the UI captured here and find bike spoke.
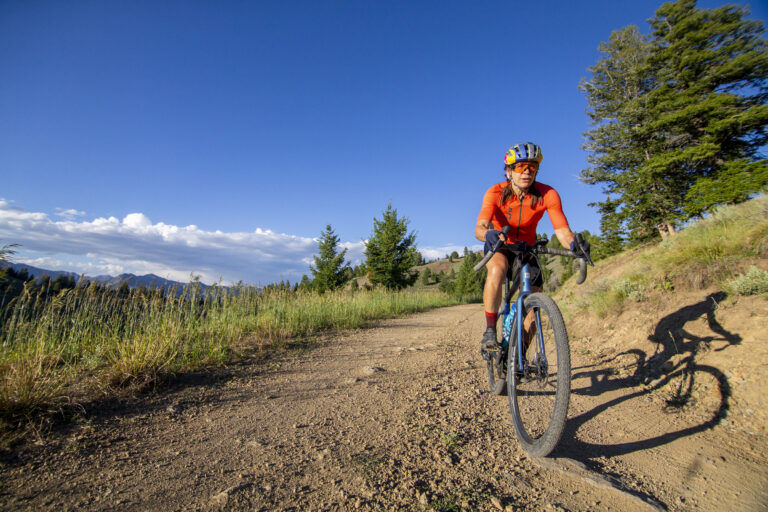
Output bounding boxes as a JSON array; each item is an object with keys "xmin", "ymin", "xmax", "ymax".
[
  {"xmin": 515, "ymin": 308, "xmax": 558, "ymax": 438},
  {"xmin": 508, "ymin": 293, "xmax": 571, "ymax": 457}
]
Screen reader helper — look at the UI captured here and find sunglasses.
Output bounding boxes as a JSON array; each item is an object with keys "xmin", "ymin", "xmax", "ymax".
[{"xmin": 508, "ymin": 163, "xmax": 539, "ymax": 174}]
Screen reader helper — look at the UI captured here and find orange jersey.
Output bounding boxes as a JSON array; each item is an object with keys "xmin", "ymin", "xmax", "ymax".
[{"xmin": 477, "ymin": 181, "xmax": 570, "ymax": 245}]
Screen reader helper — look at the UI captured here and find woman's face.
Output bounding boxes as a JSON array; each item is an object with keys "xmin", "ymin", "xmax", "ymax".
[{"xmin": 507, "ymin": 162, "xmax": 538, "ymax": 190}]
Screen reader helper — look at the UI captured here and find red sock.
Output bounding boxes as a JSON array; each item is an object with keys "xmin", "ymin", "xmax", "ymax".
[{"xmin": 485, "ymin": 312, "xmax": 498, "ymax": 328}]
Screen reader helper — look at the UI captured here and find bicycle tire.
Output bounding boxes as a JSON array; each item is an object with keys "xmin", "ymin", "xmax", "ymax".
[
  {"xmin": 486, "ymin": 348, "xmax": 507, "ymax": 395},
  {"xmin": 507, "ymin": 292, "xmax": 571, "ymax": 457}
]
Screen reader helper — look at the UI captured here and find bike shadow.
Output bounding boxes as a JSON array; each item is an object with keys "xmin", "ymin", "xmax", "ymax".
[{"xmin": 554, "ymin": 291, "xmax": 738, "ymax": 461}]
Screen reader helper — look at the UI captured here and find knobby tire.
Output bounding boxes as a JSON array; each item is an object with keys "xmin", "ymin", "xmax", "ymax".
[
  {"xmin": 507, "ymin": 293, "xmax": 571, "ymax": 457},
  {"xmin": 486, "ymin": 348, "xmax": 507, "ymax": 396}
]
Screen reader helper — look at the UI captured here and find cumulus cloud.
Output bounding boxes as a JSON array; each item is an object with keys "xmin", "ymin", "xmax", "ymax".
[{"xmin": 0, "ymin": 198, "xmax": 366, "ymax": 285}]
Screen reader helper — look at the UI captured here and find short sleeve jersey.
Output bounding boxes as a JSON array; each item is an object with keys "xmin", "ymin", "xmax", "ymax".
[{"xmin": 477, "ymin": 182, "xmax": 570, "ymax": 245}]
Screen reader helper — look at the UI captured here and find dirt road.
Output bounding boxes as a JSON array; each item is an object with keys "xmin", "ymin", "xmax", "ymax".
[{"xmin": 1, "ymin": 300, "xmax": 766, "ymax": 511}]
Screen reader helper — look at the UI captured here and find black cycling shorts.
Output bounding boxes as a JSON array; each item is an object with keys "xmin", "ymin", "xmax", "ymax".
[{"xmin": 483, "ymin": 244, "xmax": 543, "ymax": 290}]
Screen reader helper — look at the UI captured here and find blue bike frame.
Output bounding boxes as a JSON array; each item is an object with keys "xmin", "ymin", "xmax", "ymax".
[{"xmin": 501, "ymin": 262, "xmax": 547, "ymax": 372}]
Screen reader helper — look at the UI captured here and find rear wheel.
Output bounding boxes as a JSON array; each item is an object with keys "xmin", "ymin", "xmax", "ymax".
[{"xmin": 507, "ymin": 293, "xmax": 571, "ymax": 457}]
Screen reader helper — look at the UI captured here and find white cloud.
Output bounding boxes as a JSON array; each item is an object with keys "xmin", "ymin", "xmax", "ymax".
[
  {"xmin": 0, "ymin": 199, "xmax": 460, "ymax": 285},
  {"xmin": 55, "ymin": 208, "xmax": 86, "ymax": 220},
  {"xmin": 0, "ymin": 198, "xmax": 329, "ymax": 285}
]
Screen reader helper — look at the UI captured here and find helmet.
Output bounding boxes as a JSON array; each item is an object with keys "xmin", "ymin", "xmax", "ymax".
[{"xmin": 504, "ymin": 142, "xmax": 543, "ymax": 166}]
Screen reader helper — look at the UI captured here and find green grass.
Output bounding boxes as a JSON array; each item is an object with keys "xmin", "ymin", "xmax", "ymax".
[
  {"xmin": 559, "ymin": 194, "xmax": 768, "ymax": 317},
  {"xmin": 441, "ymin": 430, "xmax": 464, "ymax": 451},
  {"xmin": 641, "ymin": 194, "xmax": 768, "ymax": 287},
  {"xmin": 0, "ymin": 283, "xmax": 461, "ymax": 420}
]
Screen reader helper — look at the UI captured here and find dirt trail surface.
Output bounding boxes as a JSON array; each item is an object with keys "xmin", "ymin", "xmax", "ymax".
[{"xmin": 1, "ymin": 296, "xmax": 767, "ymax": 511}]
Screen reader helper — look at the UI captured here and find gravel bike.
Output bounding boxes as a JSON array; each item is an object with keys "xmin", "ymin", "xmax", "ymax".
[{"xmin": 474, "ymin": 227, "xmax": 591, "ymax": 456}]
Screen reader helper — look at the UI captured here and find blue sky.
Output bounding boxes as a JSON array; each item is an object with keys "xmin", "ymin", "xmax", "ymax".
[{"xmin": 2, "ymin": 0, "xmax": 766, "ymax": 284}]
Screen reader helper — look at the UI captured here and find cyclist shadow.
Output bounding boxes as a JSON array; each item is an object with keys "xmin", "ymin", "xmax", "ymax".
[{"xmin": 555, "ymin": 291, "xmax": 738, "ymax": 461}]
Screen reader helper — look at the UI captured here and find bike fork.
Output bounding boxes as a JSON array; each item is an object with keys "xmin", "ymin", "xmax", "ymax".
[{"xmin": 515, "ymin": 263, "xmax": 533, "ymax": 372}]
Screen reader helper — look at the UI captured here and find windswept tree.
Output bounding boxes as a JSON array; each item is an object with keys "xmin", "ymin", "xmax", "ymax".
[
  {"xmin": 309, "ymin": 224, "xmax": 350, "ymax": 294},
  {"xmin": 364, "ymin": 203, "xmax": 419, "ymax": 289},
  {"xmin": 0, "ymin": 242, "xmax": 19, "ymax": 282},
  {"xmin": 0, "ymin": 242, "xmax": 18, "ymax": 264}
]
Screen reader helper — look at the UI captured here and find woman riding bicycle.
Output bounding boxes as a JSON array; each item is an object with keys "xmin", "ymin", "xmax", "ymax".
[{"xmin": 475, "ymin": 142, "xmax": 590, "ymax": 349}]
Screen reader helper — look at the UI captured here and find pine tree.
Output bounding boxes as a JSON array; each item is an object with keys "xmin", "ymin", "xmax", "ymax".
[
  {"xmin": 438, "ymin": 268, "xmax": 457, "ymax": 294},
  {"xmin": 298, "ymin": 274, "xmax": 312, "ymax": 291},
  {"xmin": 646, "ymin": 0, "xmax": 768, "ymax": 218},
  {"xmin": 580, "ymin": 25, "xmax": 660, "ymax": 242},
  {"xmin": 420, "ymin": 267, "xmax": 432, "ymax": 285},
  {"xmin": 309, "ymin": 224, "xmax": 350, "ymax": 294},
  {"xmin": 453, "ymin": 254, "xmax": 482, "ymax": 299},
  {"xmin": 364, "ymin": 203, "xmax": 419, "ymax": 289},
  {"xmin": 581, "ymin": 0, "xmax": 768, "ymax": 241}
]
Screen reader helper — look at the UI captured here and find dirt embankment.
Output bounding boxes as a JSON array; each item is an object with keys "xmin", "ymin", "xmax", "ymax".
[{"xmin": 1, "ymin": 293, "xmax": 766, "ymax": 511}]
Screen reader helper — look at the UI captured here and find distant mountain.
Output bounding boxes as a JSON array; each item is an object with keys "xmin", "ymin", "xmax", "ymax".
[
  {"xmin": 3, "ymin": 262, "xmax": 195, "ymax": 292},
  {"xmin": 4, "ymin": 263, "xmax": 81, "ymax": 282}
]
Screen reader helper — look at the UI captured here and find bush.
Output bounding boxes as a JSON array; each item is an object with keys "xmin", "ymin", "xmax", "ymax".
[{"xmin": 726, "ymin": 266, "xmax": 768, "ymax": 296}]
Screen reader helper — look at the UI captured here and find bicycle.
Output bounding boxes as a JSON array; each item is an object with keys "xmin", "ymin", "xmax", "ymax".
[{"xmin": 473, "ymin": 226, "xmax": 591, "ymax": 456}]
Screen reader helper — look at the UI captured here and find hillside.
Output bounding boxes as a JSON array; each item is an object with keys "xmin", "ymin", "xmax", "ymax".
[{"xmin": 554, "ymin": 195, "xmax": 768, "ymax": 438}]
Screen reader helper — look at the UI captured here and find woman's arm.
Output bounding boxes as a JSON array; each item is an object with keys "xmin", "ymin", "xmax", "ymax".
[{"xmin": 554, "ymin": 227, "xmax": 575, "ymax": 249}]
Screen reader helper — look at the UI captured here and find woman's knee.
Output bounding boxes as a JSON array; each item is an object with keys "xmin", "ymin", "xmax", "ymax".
[{"xmin": 486, "ymin": 263, "xmax": 507, "ymax": 282}]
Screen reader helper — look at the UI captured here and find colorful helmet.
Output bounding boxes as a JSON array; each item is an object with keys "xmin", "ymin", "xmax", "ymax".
[{"xmin": 504, "ymin": 142, "xmax": 543, "ymax": 166}]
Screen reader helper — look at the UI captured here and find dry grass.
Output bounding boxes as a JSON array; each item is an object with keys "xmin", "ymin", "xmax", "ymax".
[
  {"xmin": 557, "ymin": 194, "xmax": 768, "ymax": 319},
  {"xmin": 0, "ymin": 284, "xmax": 460, "ymax": 420}
]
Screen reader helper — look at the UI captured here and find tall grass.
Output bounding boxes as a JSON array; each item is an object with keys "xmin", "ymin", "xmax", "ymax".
[
  {"xmin": 558, "ymin": 194, "xmax": 768, "ymax": 317},
  {"xmin": 643, "ymin": 193, "xmax": 768, "ymax": 287},
  {"xmin": 0, "ymin": 282, "xmax": 460, "ymax": 418}
]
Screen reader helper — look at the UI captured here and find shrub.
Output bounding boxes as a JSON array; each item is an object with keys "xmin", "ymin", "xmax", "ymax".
[{"xmin": 726, "ymin": 266, "xmax": 768, "ymax": 296}]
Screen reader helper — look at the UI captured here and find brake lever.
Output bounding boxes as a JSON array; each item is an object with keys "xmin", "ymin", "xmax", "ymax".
[{"xmin": 574, "ymin": 233, "xmax": 594, "ymax": 267}]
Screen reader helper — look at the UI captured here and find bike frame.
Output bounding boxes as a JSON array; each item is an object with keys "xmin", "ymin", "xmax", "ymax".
[{"xmin": 501, "ymin": 260, "xmax": 547, "ymax": 373}]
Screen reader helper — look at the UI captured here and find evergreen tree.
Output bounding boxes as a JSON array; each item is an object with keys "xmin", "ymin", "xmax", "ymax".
[
  {"xmin": 364, "ymin": 203, "xmax": 419, "ymax": 289},
  {"xmin": 310, "ymin": 224, "xmax": 350, "ymax": 294},
  {"xmin": 298, "ymin": 274, "xmax": 312, "ymax": 291},
  {"xmin": 580, "ymin": 25, "xmax": 660, "ymax": 242},
  {"xmin": 420, "ymin": 266, "xmax": 432, "ymax": 285},
  {"xmin": 581, "ymin": 0, "xmax": 768, "ymax": 241},
  {"xmin": 453, "ymin": 253, "xmax": 482, "ymax": 298},
  {"xmin": 439, "ymin": 268, "xmax": 457, "ymax": 294},
  {"xmin": 646, "ymin": 0, "xmax": 768, "ymax": 218}
]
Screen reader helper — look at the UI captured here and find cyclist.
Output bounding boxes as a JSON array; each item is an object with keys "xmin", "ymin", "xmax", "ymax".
[{"xmin": 475, "ymin": 142, "xmax": 590, "ymax": 349}]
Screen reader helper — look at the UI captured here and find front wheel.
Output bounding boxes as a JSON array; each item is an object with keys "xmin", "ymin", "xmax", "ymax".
[{"xmin": 507, "ymin": 293, "xmax": 571, "ymax": 457}]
